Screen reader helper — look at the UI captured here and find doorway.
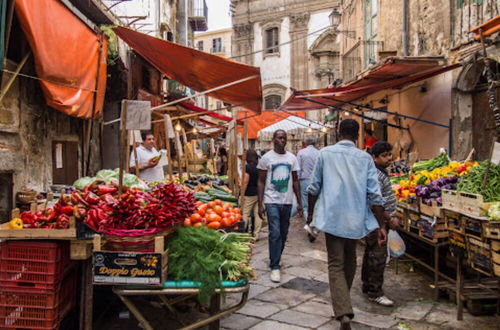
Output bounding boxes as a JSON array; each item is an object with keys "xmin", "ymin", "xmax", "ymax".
[{"xmin": 52, "ymin": 141, "xmax": 79, "ymax": 185}]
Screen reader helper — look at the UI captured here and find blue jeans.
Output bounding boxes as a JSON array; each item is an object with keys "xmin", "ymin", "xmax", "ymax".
[
  {"xmin": 265, "ymin": 203, "xmax": 292, "ymax": 270},
  {"xmin": 300, "ymin": 178, "xmax": 310, "ymax": 219}
]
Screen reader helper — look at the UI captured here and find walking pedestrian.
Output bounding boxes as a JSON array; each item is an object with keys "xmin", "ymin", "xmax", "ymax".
[
  {"xmin": 361, "ymin": 141, "xmax": 399, "ymax": 306},
  {"xmin": 258, "ymin": 129, "xmax": 303, "ymax": 283},
  {"xmin": 296, "ymin": 135, "xmax": 320, "ymax": 242},
  {"xmin": 241, "ymin": 149, "xmax": 265, "ymax": 240},
  {"xmin": 306, "ymin": 119, "xmax": 387, "ymax": 330}
]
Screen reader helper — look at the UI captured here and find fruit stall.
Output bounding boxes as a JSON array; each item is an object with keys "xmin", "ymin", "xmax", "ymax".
[
  {"xmin": 0, "ymin": 172, "xmax": 252, "ymax": 330},
  {"xmin": 390, "ymin": 152, "xmax": 500, "ymax": 319}
]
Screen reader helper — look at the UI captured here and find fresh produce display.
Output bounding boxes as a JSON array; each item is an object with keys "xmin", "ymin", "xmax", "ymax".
[
  {"xmin": 14, "ymin": 181, "xmax": 195, "ymax": 232},
  {"xmin": 18, "ymin": 196, "xmax": 74, "ymax": 229},
  {"xmin": 457, "ymin": 161, "xmax": 500, "ymax": 203},
  {"xmin": 412, "ymin": 152, "xmax": 450, "ymax": 173},
  {"xmin": 73, "ymin": 169, "xmax": 149, "ymax": 191},
  {"xmin": 168, "ymin": 226, "xmax": 255, "ymax": 304},
  {"xmin": 415, "ymin": 176, "xmax": 458, "ymax": 205},
  {"xmin": 392, "ymin": 160, "xmax": 477, "ymax": 202},
  {"xmin": 184, "ymin": 200, "xmax": 242, "ymax": 230},
  {"xmin": 84, "ymin": 182, "xmax": 196, "ymax": 231}
]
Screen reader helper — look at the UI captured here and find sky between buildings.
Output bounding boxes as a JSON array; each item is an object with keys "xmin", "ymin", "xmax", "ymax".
[{"xmin": 206, "ymin": 0, "xmax": 231, "ymax": 31}]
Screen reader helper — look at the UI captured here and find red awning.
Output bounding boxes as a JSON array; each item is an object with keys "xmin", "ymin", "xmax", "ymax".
[
  {"xmin": 114, "ymin": 27, "xmax": 262, "ymax": 113},
  {"xmin": 15, "ymin": 0, "xmax": 107, "ymax": 119},
  {"xmin": 237, "ymin": 110, "xmax": 305, "ymax": 139},
  {"xmin": 178, "ymin": 101, "xmax": 243, "ymax": 125},
  {"xmin": 280, "ymin": 57, "xmax": 461, "ymax": 112}
]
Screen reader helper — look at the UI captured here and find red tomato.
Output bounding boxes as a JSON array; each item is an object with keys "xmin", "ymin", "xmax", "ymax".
[
  {"xmin": 183, "ymin": 218, "xmax": 192, "ymax": 227},
  {"xmin": 223, "ymin": 203, "xmax": 233, "ymax": 210},
  {"xmin": 213, "ymin": 205, "xmax": 223, "ymax": 215},
  {"xmin": 233, "ymin": 208, "xmax": 241, "ymax": 215},
  {"xmin": 228, "ymin": 215, "xmax": 236, "ymax": 224},
  {"xmin": 190, "ymin": 213, "xmax": 202, "ymax": 223},
  {"xmin": 214, "ymin": 199, "xmax": 222, "ymax": 206},
  {"xmin": 221, "ymin": 217, "xmax": 232, "ymax": 228},
  {"xmin": 221, "ymin": 211, "xmax": 229, "ymax": 218},
  {"xmin": 208, "ymin": 201, "xmax": 216, "ymax": 208},
  {"xmin": 207, "ymin": 221, "xmax": 221, "ymax": 230},
  {"xmin": 193, "ymin": 222, "xmax": 203, "ymax": 227}
]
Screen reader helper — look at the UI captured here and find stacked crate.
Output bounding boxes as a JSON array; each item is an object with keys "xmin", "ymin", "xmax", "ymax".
[{"xmin": 0, "ymin": 241, "xmax": 76, "ymax": 329}]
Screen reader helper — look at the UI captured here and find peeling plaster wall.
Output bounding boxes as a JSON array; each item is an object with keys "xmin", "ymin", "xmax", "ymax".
[{"xmin": 0, "ymin": 60, "xmax": 100, "ymax": 193}]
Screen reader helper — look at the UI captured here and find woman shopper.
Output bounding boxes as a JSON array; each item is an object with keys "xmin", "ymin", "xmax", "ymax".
[{"xmin": 241, "ymin": 149, "xmax": 264, "ymax": 239}]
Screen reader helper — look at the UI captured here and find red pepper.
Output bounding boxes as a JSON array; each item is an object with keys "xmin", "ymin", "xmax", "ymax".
[
  {"xmin": 59, "ymin": 205, "xmax": 74, "ymax": 216},
  {"xmin": 56, "ymin": 214, "xmax": 70, "ymax": 229},
  {"xmin": 46, "ymin": 209, "xmax": 57, "ymax": 222},
  {"xmin": 83, "ymin": 191, "xmax": 100, "ymax": 205},
  {"xmin": 71, "ymin": 191, "xmax": 88, "ymax": 207},
  {"xmin": 96, "ymin": 185, "xmax": 118, "ymax": 196},
  {"xmin": 20, "ymin": 211, "xmax": 36, "ymax": 224}
]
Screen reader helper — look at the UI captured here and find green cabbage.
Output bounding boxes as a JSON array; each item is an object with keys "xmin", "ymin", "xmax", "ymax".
[
  {"xmin": 95, "ymin": 169, "xmax": 118, "ymax": 184},
  {"xmin": 73, "ymin": 177, "xmax": 94, "ymax": 190},
  {"xmin": 488, "ymin": 202, "xmax": 500, "ymax": 221}
]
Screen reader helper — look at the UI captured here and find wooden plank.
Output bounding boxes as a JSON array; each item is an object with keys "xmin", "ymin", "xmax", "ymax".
[
  {"xmin": 163, "ymin": 115, "xmax": 173, "ymax": 181},
  {"xmin": 70, "ymin": 240, "xmax": 93, "ymax": 260},
  {"xmin": 0, "ymin": 223, "xmax": 76, "ymax": 239},
  {"xmin": 119, "ymin": 100, "xmax": 128, "ymax": 192}
]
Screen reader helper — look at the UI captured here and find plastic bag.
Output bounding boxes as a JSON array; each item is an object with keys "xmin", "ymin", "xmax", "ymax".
[
  {"xmin": 387, "ymin": 230, "xmax": 406, "ymax": 258},
  {"xmin": 291, "ymin": 196, "xmax": 298, "ymax": 218}
]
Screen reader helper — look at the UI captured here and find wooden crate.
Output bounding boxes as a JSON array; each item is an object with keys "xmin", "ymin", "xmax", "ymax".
[
  {"xmin": 419, "ymin": 199, "xmax": 442, "ymax": 217},
  {"xmin": 408, "ymin": 209, "xmax": 421, "ymax": 229},
  {"xmin": 442, "ymin": 189, "xmax": 461, "ymax": 213},
  {"xmin": 492, "ymin": 239, "xmax": 500, "ymax": 265},
  {"xmin": 444, "ymin": 209, "xmax": 463, "ymax": 233},
  {"xmin": 462, "ymin": 214, "xmax": 489, "ymax": 239},
  {"xmin": 449, "ymin": 229, "xmax": 467, "ymax": 257},
  {"xmin": 459, "ymin": 192, "xmax": 485, "ymax": 217},
  {"xmin": 466, "ymin": 235, "xmax": 493, "ymax": 276},
  {"xmin": 395, "ymin": 206, "xmax": 408, "ymax": 231},
  {"xmin": 419, "ymin": 214, "xmax": 448, "ymax": 242},
  {"xmin": 484, "ymin": 221, "xmax": 500, "ymax": 240},
  {"xmin": 70, "ymin": 240, "xmax": 93, "ymax": 260},
  {"xmin": 0, "ymin": 207, "xmax": 76, "ymax": 240}
]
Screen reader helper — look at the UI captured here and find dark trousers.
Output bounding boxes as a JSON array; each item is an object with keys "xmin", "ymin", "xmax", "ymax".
[
  {"xmin": 325, "ymin": 233, "xmax": 357, "ymax": 320},
  {"xmin": 265, "ymin": 203, "xmax": 292, "ymax": 270},
  {"xmin": 361, "ymin": 230, "xmax": 387, "ymax": 298}
]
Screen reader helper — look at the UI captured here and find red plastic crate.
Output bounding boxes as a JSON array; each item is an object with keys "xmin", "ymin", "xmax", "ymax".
[
  {"xmin": 0, "ymin": 241, "xmax": 71, "ymax": 290},
  {"xmin": 0, "ymin": 271, "xmax": 76, "ymax": 330}
]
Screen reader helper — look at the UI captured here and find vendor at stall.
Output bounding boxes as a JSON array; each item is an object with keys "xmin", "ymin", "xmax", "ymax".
[{"xmin": 129, "ymin": 131, "xmax": 164, "ymax": 183}]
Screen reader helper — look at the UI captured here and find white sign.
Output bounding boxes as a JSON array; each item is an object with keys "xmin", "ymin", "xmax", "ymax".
[
  {"xmin": 55, "ymin": 143, "xmax": 63, "ymax": 169},
  {"xmin": 237, "ymin": 134, "xmax": 243, "ymax": 156},
  {"xmin": 164, "ymin": 114, "xmax": 175, "ymax": 139},
  {"xmin": 175, "ymin": 131, "xmax": 183, "ymax": 157},
  {"xmin": 122, "ymin": 100, "xmax": 151, "ymax": 130},
  {"xmin": 128, "ymin": 130, "xmax": 142, "ymax": 146},
  {"xmin": 491, "ymin": 142, "xmax": 500, "ymax": 165}
]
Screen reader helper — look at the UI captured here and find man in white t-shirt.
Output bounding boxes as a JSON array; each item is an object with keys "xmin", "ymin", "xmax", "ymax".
[
  {"xmin": 129, "ymin": 131, "xmax": 164, "ymax": 183},
  {"xmin": 257, "ymin": 129, "xmax": 303, "ymax": 283}
]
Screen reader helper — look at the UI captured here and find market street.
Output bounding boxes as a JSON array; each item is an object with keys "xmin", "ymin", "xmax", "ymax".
[
  {"xmin": 93, "ymin": 217, "xmax": 499, "ymax": 329},
  {"xmin": 219, "ymin": 218, "xmax": 500, "ymax": 330}
]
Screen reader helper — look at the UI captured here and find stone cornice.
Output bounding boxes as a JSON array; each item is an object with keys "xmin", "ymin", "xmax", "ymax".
[{"xmin": 232, "ymin": 1, "xmax": 338, "ymax": 24}]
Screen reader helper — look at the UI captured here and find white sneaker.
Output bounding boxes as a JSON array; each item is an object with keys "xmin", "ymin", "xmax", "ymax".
[
  {"xmin": 368, "ymin": 295, "xmax": 394, "ymax": 307},
  {"xmin": 270, "ymin": 269, "xmax": 281, "ymax": 283}
]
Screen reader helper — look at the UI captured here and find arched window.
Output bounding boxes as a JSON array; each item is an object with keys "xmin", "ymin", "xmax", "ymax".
[{"xmin": 264, "ymin": 95, "xmax": 282, "ymax": 110}]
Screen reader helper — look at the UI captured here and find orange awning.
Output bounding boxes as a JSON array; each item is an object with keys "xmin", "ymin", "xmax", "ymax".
[
  {"xmin": 237, "ymin": 110, "xmax": 305, "ymax": 139},
  {"xmin": 114, "ymin": 27, "xmax": 262, "ymax": 114},
  {"xmin": 15, "ymin": 0, "xmax": 107, "ymax": 119},
  {"xmin": 470, "ymin": 15, "xmax": 500, "ymax": 40},
  {"xmin": 280, "ymin": 57, "xmax": 460, "ymax": 112}
]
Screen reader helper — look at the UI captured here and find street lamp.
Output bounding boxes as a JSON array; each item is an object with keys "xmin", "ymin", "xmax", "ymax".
[
  {"xmin": 328, "ymin": 8, "xmax": 356, "ymax": 38},
  {"xmin": 329, "ymin": 8, "xmax": 341, "ymax": 30}
]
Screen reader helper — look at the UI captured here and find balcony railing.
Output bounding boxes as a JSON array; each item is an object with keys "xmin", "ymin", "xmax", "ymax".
[{"xmin": 188, "ymin": 0, "xmax": 208, "ymax": 32}]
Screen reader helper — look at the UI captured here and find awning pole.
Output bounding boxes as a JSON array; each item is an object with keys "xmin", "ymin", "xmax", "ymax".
[
  {"xmin": 0, "ymin": 52, "xmax": 30, "ymax": 103},
  {"xmin": 150, "ymin": 75, "xmax": 259, "ymax": 112},
  {"xmin": 302, "ymin": 97, "xmax": 407, "ymax": 130},
  {"xmin": 321, "ymin": 96, "xmax": 450, "ymax": 129}
]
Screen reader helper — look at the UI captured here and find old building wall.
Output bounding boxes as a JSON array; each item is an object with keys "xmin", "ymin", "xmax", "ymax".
[{"xmin": 0, "ymin": 60, "xmax": 91, "ymax": 192}]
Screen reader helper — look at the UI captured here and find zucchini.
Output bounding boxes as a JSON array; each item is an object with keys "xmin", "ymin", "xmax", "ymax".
[
  {"xmin": 209, "ymin": 191, "xmax": 238, "ymax": 202},
  {"xmin": 206, "ymin": 189, "xmax": 230, "ymax": 196},
  {"xmin": 212, "ymin": 184, "xmax": 227, "ymax": 192}
]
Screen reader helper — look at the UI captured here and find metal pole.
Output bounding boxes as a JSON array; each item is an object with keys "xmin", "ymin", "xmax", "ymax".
[{"xmin": 149, "ymin": 75, "xmax": 259, "ymax": 112}]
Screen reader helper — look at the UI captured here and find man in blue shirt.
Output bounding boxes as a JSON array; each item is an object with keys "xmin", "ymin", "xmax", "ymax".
[
  {"xmin": 297, "ymin": 136, "xmax": 320, "ymax": 242},
  {"xmin": 306, "ymin": 119, "xmax": 387, "ymax": 330}
]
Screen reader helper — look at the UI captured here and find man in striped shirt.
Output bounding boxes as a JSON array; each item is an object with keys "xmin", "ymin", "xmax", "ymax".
[{"xmin": 361, "ymin": 141, "xmax": 399, "ymax": 307}]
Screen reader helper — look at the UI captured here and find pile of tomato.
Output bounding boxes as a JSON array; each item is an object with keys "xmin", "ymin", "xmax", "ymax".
[{"xmin": 184, "ymin": 200, "xmax": 242, "ymax": 230}]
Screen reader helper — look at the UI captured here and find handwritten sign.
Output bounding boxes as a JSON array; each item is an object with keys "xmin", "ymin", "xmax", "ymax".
[{"xmin": 122, "ymin": 100, "xmax": 151, "ymax": 130}]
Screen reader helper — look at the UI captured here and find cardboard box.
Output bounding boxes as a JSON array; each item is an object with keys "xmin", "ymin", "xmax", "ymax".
[{"xmin": 93, "ymin": 236, "xmax": 168, "ymax": 286}]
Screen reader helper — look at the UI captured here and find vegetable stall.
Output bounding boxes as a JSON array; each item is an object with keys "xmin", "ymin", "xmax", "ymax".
[{"xmin": 389, "ymin": 152, "xmax": 500, "ymax": 320}]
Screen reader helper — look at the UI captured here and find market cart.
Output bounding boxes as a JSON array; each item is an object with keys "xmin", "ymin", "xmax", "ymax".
[{"xmin": 113, "ymin": 280, "xmax": 249, "ymax": 330}]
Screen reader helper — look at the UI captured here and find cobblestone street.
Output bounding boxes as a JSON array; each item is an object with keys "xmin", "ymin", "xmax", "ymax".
[{"xmin": 219, "ymin": 217, "xmax": 500, "ymax": 330}]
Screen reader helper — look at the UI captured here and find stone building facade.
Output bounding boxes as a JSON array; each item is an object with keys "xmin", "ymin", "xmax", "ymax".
[
  {"xmin": 230, "ymin": 0, "xmax": 341, "ymax": 122},
  {"xmin": 337, "ymin": 0, "xmax": 499, "ymax": 160}
]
